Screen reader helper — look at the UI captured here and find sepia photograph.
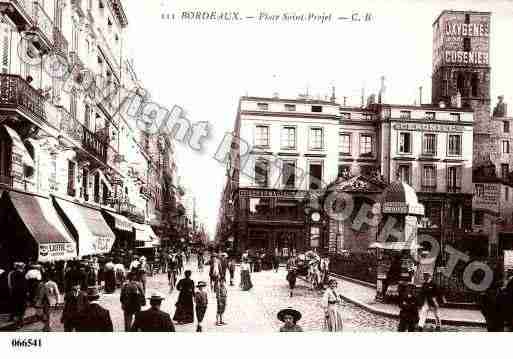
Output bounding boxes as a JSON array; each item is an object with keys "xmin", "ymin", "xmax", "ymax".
[{"xmin": 0, "ymin": 0, "xmax": 512, "ymax": 351}]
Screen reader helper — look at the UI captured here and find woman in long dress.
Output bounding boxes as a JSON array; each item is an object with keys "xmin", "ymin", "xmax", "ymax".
[
  {"xmin": 173, "ymin": 270, "xmax": 195, "ymax": 324},
  {"xmin": 322, "ymin": 279, "xmax": 343, "ymax": 332},
  {"xmin": 240, "ymin": 259, "xmax": 253, "ymax": 291}
]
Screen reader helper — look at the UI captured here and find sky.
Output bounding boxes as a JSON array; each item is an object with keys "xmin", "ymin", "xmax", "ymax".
[{"xmin": 122, "ymin": 0, "xmax": 513, "ymax": 240}]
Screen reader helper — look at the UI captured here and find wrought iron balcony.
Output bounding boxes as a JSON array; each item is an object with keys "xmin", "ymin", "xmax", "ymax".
[
  {"xmin": 0, "ymin": 0, "xmax": 33, "ymax": 30},
  {"xmin": 0, "ymin": 74, "xmax": 46, "ymax": 124},
  {"xmin": 59, "ymin": 107, "xmax": 108, "ymax": 164},
  {"xmin": 29, "ymin": 2, "xmax": 54, "ymax": 53}
]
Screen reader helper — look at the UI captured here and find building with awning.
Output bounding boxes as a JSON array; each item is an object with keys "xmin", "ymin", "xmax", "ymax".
[
  {"xmin": 0, "ymin": 191, "xmax": 77, "ymax": 266},
  {"xmin": 102, "ymin": 210, "xmax": 135, "ymax": 251},
  {"xmin": 53, "ymin": 198, "xmax": 116, "ymax": 257},
  {"xmin": 134, "ymin": 222, "xmax": 160, "ymax": 248}
]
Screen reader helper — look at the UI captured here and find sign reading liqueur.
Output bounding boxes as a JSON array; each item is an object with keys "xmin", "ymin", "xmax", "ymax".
[
  {"xmin": 38, "ymin": 242, "xmax": 77, "ymax": 262},
  {"xmin": 473, "ymin": 183, "xmax": 500, "ymax": 213}
]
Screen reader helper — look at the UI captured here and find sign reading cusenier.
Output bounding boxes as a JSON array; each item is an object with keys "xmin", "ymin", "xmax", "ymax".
[{"xmin": 432, "ymin": 11, "xmax": 491, "ymax": 71}]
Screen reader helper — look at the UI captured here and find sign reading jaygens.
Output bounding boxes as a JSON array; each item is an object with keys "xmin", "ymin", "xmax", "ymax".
[{"xmin": 39, "ymin": 242, "xmax": 77, "ymax": 262}]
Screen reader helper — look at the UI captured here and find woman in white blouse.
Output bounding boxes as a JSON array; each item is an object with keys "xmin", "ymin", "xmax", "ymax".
[
  {"xmin": 322, "ymin": 279, "xmax": 343, "ymax": 331},
  {"xmin": 240, "ymin": 259, "xmax": 253, "ymax": 291}
]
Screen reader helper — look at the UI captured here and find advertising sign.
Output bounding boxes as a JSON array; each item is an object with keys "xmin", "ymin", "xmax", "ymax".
[
  {"xmin": 38, "ymin": 242, "xmax": 77, "ymax": 262},
  {"xmin": 473, "ymin": 183, "xmax": 500, "ymax": 214}
]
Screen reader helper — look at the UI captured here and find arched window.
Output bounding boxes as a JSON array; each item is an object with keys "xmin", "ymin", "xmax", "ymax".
[
  {"xmin": 457, "ymin": 73, "xmax": 465, "ymax": 95},
  {"xmin": 471, "ymin": 73, "xmax": 479, "ymax": 97}
]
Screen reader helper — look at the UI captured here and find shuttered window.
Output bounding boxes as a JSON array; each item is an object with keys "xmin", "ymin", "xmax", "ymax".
[{"xmin": 0, "ymin": 17, "xmax": 10, "ymax": 74}]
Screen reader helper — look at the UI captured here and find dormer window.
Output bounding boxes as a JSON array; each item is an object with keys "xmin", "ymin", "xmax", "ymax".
[
  {"xmin": 99, "ymin": 0, "xmax": 104, "ymax": 10},
  {"xmin": 108, "ymin": 18, "xmax": 113, "ymax": 27},
  {"xmin": 311, "ymin": 105, "xmax": 322, "ymax": 113},
  {"xmin": 425, "ymin": 112, "xmax": 436, "ymax": 120}
]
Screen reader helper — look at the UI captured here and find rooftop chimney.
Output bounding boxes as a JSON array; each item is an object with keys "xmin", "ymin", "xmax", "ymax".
[
  {"xmin": 378, "ymin": 76, "xmax": 386, "ymax": 104},
  {"xmin": 330, "ymin": 86, "xmax": 336, "ymax": 102},
  {"xmin": 418, "ymin": 86, "xmax": 423, "ymax": 106}
]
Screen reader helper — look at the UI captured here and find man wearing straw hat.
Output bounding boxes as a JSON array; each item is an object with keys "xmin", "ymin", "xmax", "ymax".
[
  {"xmin": 277, "ymin": 307, "xmax": 303, "ymax": 332},
  {"xmin": 132, "ymin": 291, "xmax": 175, "ymax": 332}
]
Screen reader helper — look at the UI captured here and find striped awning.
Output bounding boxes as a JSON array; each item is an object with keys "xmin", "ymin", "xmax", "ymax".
[
  {"xmin": 54, "ymin": 199, "xmax": 115, "ymax": 257},
  {"xmin": 3, "ymin": 125, "xmax": 35, "ymax": 169},
  {"xmin": 103, "ymin": 211, "xmax": 134, "ymax": 232},
  {"xmin": 2, "ymin": 191, "xmax": 77, "ymax": 262}
]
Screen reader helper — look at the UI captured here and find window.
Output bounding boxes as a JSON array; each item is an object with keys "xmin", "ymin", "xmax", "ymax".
[
  {"xmin": 255, "ymin": 158, "xmax": 269, "ymax": 187},
  {"xmin": 507, "ymin": 187, "xmax": 510, "ymax": 201},
  {"xmin": 0, "ymin": 136, "xmax": 11, "ymax": 185},
  {"xmin": 425, "ymin": 112, "xmax": 436, "ymax": 120},
  {"xmin": 400, "ymin": 111, "xmax": 411, "ymax": 120},
  {"xmin": 423, "ymin": 134, "xmax": 437, "ymax": 155},
  {"xmin": 255, "ymin": 125, "xmax": 269, "ymax": 147},
  {"xmin": 284, "ymin": 104, "xmax": 296, "ymax": 111},
  {"xmin": 70, "ymin": 92, "xmax": 77, "ymax": 119},
  {"xmin": 361, "ymin": 166, "xmax": 377, "ymax": 177},
  {"xmin": 310, "ymin": 227, "xmax": 320, "ymax": 248},
  {"xmin": 448, "ymin": 135, "xmax": 462, "ymax": 156},
  {"xmin": 309, "ymin": 128, "xmax": 324, "ymax": 150},
  {"xmin": 67, "ymin": 161, "xmax": 76, "ymax": 196},
  {"xmin": 280, "ymin": 126, "xmax": 296, "ymax": 149},
  {"xmin": 465, "ymin": 14, "xmax": 470, "ymax": 24},
  {"xmin": 257, "ymin": 103, "xmax": 268, "ymax": 111},
  {"xmin": 282, "ymin": 160, "xmax": 296, "ymax": 188},
  {"xmin": 474, "ymin": 211, "xmax": 484, "ymax": 226},
  {"xmin": 341, "ymin": 112, "xmax": 351, "ymax": 120},
  {"xmin": 501, "ymin": 164, "xmax": 509, "ymax": 180},
  {"xmin": 422, "ymin": 166, "xmax": 436, "ymax": 191},
  {"xmin": 450, "ymin": 113, "xmax": 460, "ymax": 122},
  {"xmin": 504, "ymin": 121, "xmax": 510, "ymax": 133},
  {"xmin": 309, "ymin": 162, "xmax": 323, "ymax": 190},
  {"xmin": 360, "ymin": 135, "xmax": 373, "ymax": 156},
  {"xmin": 82, "ymin": 167, "xmax": 89, "ymax": 200},
  {"xmin": 311, "ymin": 105, "xmax": 323, "ymax": 113},
  {"xmin": 84, "ymin": 104, "xmax": 91, "ymax": 130},
  {"xmin": 94, "ymin": 172, "xmax": 100, "ymax": 203},
  {"xmin": 447, "ymin": 166, "xmax": 462, "ymax": 192},
  {"xmin": 397, "ymin": 164, "xmax": 411, "ymax": 185},
  {"xmin": 471, "ymin": 73, "xmax": 479, "ymax": 97},
  {"xmin": 463, "ymin": 37, "xmax": 471, "ymax": 52},
  {"xmin": 503, "ymin": 141, "xmax": 510, "ymax": 154},
  {"xmin": 339, "ymin": 133, "xmax": 351, "ymax": 154},
  {"xmin": 338, "ymin": 165, "xmax": 351, "ymax": 178},
  {"xmin": 399, "ymin": 132, "xmax": 412, "ymax": 153}
]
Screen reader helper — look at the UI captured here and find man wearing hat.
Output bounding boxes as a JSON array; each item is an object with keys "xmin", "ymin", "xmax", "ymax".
[
  {"xmin": 8, "ymin": 262, "xmax": 28, "ymax": 328},
  {"xmin": 398, "ymin": 283, "xmax": 419, "ymax": 332},
  {"xmin": 277, "ymin": 307, "xmax": 303, "ymax": 332},
  {"xmin": 195, "ymin": 281, "xmax": 208, "ymax": 332},
  {"xmin": 75, "ymin": 286, "xmax": 113, "ymax": 332},
  {"xmin": 131, "ymin": 292, "xmax": 175, "ymax": 332}
]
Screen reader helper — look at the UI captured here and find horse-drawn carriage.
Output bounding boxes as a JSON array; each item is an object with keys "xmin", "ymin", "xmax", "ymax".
[{"xmin": 292, "ymin": 251, "xmax": 330, "ymax": 290}]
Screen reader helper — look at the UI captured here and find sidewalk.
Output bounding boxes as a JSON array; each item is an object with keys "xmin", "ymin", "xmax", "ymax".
[{"xmin": 333, "ymin": 275, "xmax": 486, "ymax": 327}]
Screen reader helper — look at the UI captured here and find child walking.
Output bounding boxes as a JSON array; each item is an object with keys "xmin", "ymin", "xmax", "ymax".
[
  {"xmin": 216, "ymin": 280, "xmax": 228, "ymax": 325},
  {"xmin": 195, "ymin": 281, "xmax": 208, "ymax": 332}
]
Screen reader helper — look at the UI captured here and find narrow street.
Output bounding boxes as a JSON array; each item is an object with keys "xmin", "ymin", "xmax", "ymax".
[{"xmin": 19, "ymin": 260, "xmax": 483, "ymax": 332}]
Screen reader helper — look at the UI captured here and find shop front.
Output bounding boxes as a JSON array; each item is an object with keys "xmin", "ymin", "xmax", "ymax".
[
  {"xmin": 0, "ymin": 191, "xmax": 77, "ymax": 267},
  {"xmin": 133, "ymin": 223, "xmax": 160, "ymax": 261},
  {"xmin": 53, "ymin": 198, "xmax": 116, "ymax": 258}
]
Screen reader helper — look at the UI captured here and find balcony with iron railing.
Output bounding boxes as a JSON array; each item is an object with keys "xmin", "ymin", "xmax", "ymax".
[
  {"xmin": 0, "ymin": 0, "xmax": 33, "ymax": 30},
  {"xmin": 58, "ymin": 107, "xmax": 108, "ymax": 164},
  {"xmin": 0, "ymin": 74, "xmax": 46, "ymax": 124},
  {"xmin": 29, "ymin": 2, "xmax": 54, "ymax": 53}
]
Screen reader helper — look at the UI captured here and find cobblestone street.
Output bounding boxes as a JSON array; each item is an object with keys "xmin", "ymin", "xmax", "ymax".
[{"xmin": 19, "ymin": 261, "xmax": 484, "ymax": 332}]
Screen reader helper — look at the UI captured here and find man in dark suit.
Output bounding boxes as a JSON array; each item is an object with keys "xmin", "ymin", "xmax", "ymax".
[
  {"xmin": 75, "ymin": 286, "xmax": 113, "ymax": 332},
  {"xmin": 131, "ymin": 292, "xmax": 175, "ymax": 332}
]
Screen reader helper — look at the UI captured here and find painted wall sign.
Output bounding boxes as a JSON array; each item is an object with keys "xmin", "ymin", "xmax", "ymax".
[
  {"xmin": 393, "ymin": 123, "xmax": 468, "ymax": 132},
  {"xmin": 473, "ymin": 183, "xmax": 500, "ymax": 213}
]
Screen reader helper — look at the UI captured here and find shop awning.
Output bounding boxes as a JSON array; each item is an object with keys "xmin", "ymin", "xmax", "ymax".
[
  {"xmin": 369, "ymin": 242, "xmax": 421, "ymax": 251},
  {"xmin": 103, "ymin": 211, "xmax": 134, "ymax": 232},
  {"xmin": 3, "ymin": 191, "xmax": 77, "ymax": 262},
  {"xmin": 54, "ymin": 199, "xmax": 115, "ymax": 257},
  {"xmin": 3, "ymin": 125, "xmax": 35, "ymax": 169},
  {"xmin": 134, "ymin": 223, "xmax": 160, "ymax": 248}
]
